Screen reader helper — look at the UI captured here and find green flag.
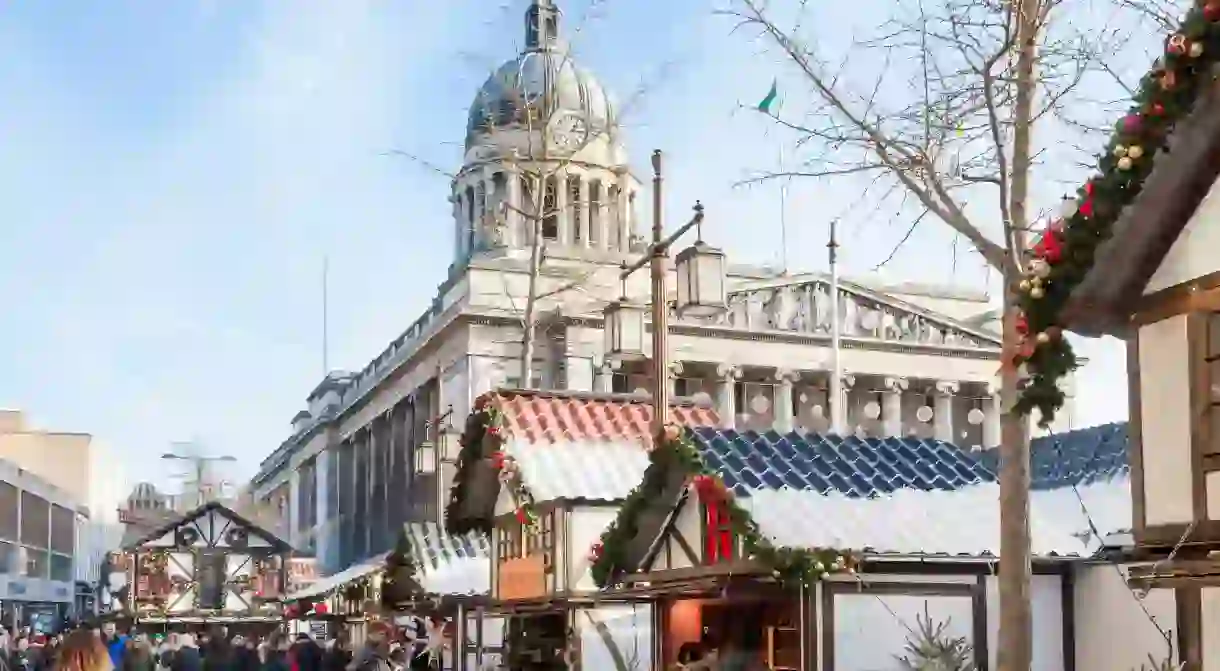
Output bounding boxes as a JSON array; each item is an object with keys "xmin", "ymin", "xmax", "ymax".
[{"xmin": 757, "ymin": 79, "xmax": 779, "ymax": 113}]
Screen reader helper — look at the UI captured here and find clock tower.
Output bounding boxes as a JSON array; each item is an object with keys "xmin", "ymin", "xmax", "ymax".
[{"xmin": 449, "ymin": 0, "xmax": 642, "ymax": 264}]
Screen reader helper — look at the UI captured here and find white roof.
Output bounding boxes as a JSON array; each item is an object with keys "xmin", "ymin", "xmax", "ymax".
[
  {"xmin": 285, "ymin": 553, "xmax": 386, "ymax": 601},
  {"xmin": 1029, "ymin": 476, "xmax": 1132, "ymax": 552},
  {"xmin": 505, "ymin": 438, "xmax": 650, "ymax": 503},
  {"xmin": 742, "ymin": 483, "xmax": 1089, "ymax": 558}
]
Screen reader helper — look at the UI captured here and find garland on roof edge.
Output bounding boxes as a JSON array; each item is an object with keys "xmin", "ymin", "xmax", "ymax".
[
  {"xmin": 444, "ymin": 393, "xmax": 538, "ymax": 535},
  {"xmin": 1016, "ymin": 1, "xmax": 1220, "ymax": 424},
  {"xmin": 588, "ymin": 425, "xmax": 858, "ymax": 590}
]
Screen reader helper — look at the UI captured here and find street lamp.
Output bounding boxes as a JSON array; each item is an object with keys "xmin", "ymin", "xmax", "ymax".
[{"xmin": 602, "ymin": 149, "xmax": 722, "ymax": 435}]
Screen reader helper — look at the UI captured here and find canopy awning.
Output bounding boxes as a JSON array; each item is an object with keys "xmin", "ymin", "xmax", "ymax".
[{"xmin": 285, "ymin": 552, "xmax": 387, "ymax": 601}]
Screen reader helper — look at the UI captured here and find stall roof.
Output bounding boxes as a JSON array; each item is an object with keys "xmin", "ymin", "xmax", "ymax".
[{"xmin": 286, "ymin": 553, "xmax": 386, "ymax": 601}]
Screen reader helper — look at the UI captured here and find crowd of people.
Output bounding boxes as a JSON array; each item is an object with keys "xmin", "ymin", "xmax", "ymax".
[{"xmin": 0, "ymin": 616, "xmax": 450, "ymax": 671}]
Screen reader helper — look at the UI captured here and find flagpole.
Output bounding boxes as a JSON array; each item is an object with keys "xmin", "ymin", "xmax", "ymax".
[
  {"xmin": 779, "ymin": 143, "xmax": 789, "ymax": 275},
  {"xmin": 828, "ymin": 219, "xmax": 844, "ymax": 434}
]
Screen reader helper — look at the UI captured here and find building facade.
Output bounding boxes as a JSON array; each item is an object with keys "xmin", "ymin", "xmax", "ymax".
[
  {"xmin": 249, "ymin": 0, "xmax": 1080, "ymax": 578},
  {"xmin": 0, "ymin": 457, "xmax": 90, "ymax": 630}
]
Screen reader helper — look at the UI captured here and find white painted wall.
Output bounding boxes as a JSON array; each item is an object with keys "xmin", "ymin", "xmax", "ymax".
[
  {"xmin": 1145, "ymin": 174, "xmax": 1220, "ymax": 294},
  {"xmin": 1137, "ymin": 315, "xmax": 1194, "ymax": 526},
  {"xmin": 984, "ymin": 574, "xmax": 1065, "ymax": 671},
  {"xmin": 576, "ymin": 604, "xmax": 654, "ymax": 671},
  {"xmin": 1074, "ymin": 564, "xmax": 1177, "ymax": 671},
  {"xmin": 567, "ymin": 507, "xmax": 619, "ymax": 591},
  {"xmin": 828, "ymin": 585, "xmax": 976, "ymax": 670}
]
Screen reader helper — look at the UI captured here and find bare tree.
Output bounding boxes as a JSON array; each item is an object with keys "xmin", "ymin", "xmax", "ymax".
[{"xmin": 725, "ymin": 0, "xmax": 1174, "ymax": 668}]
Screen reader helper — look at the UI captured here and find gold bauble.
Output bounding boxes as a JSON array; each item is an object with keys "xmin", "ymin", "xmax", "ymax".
[{"xmin": 1127, "ymin": 145, "xmax": 1144, "ymax": 159}]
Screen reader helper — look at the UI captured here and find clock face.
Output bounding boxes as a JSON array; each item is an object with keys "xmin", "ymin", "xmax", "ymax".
[{"xmin": 551, "ymin": 113, "xmax": 589, "ymax": 151}]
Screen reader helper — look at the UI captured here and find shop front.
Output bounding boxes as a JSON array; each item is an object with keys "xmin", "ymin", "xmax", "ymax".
[{"xmin": 0, "ymin": 574, "xmax": 74, "ymax": 632}]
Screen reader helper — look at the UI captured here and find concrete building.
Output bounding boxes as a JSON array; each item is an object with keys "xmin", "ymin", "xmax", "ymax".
[{"xmin": 249, "ymin": 0, "xmax": 1080, "ymax": 578}]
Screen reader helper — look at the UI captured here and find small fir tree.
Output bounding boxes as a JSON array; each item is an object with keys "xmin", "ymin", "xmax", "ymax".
[{"xmin": 894, "ymin": 605, "xmax": 975, "ymax": 671}]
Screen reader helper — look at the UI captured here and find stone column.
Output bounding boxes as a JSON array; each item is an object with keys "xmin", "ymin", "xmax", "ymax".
[
  {"xmin": 882, "ymin": 376, "xmax": 908, "ymax": 438},
  {"xmin": 597, "ymin": 181, "xmax": 610, "ymax": 250},
  {"xmin": 833, "ymin": 374, "xmax": 856, "ymax": 436},
  {"xmin": 933, "ymin": 381, "xmax": 960, "ymax": 442},
  {"xmin": 983, "ymin": 382, "xmax": 1002, "ymax": 449},
  {"xmin": 451, "ymin": 194, "xmax": 464, "ymax": 259},
  {"xmin": 616, "ymin": 177, "xmax": 630, "ymax": 251},
  {"xmin": 288, "ymin": 468, "xmax": 301, "ymax": 549},
  {"xmin": 716, "ymin": 364, "xmax": 741, "ymax": 430},
  {"xmin": 483, "ymin": 170, "xmax": 497, "ymax": 246},
  {"xmin": 555, "ymin": 172, "xmax": 571, "ymax": 245},
  {"xmin": 577, "ymin": 176, "xmax": 591, "ymax": 247},
  {"xmin": 593, "ymin": 362, "xmax": 613, "ymax": 394},
  {"xmin": 774, "ymin": 369, "xmax": 798, "ymax": 433},
  {"xmin": 507, "ymin": 170, "xmax": 522, "ymax": 246}
]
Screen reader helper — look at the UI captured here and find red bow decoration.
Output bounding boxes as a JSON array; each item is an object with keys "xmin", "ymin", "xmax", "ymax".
[
  {"xmin": 490, "ymin": 451, "xmax": 507, "ymax": 470},
  {"xmin": 1033, "ymin": 229, "xmax": 1063, "ymax": 263}
]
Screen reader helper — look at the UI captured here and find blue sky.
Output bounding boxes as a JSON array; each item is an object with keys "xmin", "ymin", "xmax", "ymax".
[{"xmin": 0, "ymin": 0, "xmax": 1144, "ymax": 495}]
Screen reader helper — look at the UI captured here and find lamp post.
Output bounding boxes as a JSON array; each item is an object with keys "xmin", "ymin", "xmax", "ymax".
[{"xmin": 604, "ymin": 150, "xmax": 725, "ymax": 435}]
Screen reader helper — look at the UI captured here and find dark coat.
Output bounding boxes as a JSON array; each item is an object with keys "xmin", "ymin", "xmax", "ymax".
[{"xmin": 171, "ymin": 647, "xmax": 203, "ymax": 671}]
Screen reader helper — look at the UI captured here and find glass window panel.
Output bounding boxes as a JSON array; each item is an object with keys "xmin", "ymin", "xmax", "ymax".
[
  {"xmin": 25, "ymin": 547, "xmax": 48, "ymax": 578},
  {"xmin": 0, "ymin": 483, "xmax": 17, "ymax": 541},
  {"xmin": 50, "ymin": 553, "xmax": 72, "ymax": 582},
  {"xmin": 0, "ymin": 541, "xmax": 14, "ymax": 574},
  {"xmin": 19, "ymin": 492, "xmax": 49, "ymax": 548},
  {"xmin": 50, "ymin": 505, "xmax": 74, "ymax": 555}
]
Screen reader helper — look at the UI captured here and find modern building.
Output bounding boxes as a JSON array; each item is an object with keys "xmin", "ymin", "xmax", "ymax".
[
  {"xmin": 248, "ymin": 0, "xmax": 1080, "ymax": 578},
  {"xmin": 0, "ymin": 410, "xmax": 125, "ymax": 623},
  {"xmin": 0, "ymin": 457, "xmax": 89, "ymax": 630}
]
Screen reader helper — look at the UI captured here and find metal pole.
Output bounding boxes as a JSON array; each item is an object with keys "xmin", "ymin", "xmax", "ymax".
[
  {"xmin": 828, "ymin": 219, "xmax": 844, "ymax": 434},
  {"xmin": 650, "ymin": 150, "xmax": 670, "ymax": 436}
]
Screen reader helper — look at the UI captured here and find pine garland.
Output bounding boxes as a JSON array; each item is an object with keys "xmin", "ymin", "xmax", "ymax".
[
  {"xmin": 1015, "ymin": 1, "xmax": 1220, "ymax": 424},
  {"xmin": 443, "ymin": 393, "xmax": 540, "ymax": 534},
  {"xmin": 589, "ymin": 426, "xmax": 857, "ymax": 589}
]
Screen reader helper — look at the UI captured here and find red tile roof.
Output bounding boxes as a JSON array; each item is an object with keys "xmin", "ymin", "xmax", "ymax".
[{"xmin": 481, "ymin": 388, "xmax": 720, "ymax": 443}]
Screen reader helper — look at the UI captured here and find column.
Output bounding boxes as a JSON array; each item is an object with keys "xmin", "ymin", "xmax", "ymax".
[
  {"xmin": 483, "ymin": 170, "xmax": 497, "ymax": 246},
  {"xmin": 616, "ymin": 176, "xmax": 630, "ymax": 251},
  {"xmin": 831, "ymin": 374, "xmax": 855, "ymax": 435},
  {"xmin": 597, "ymin": 181, "xmax": 610, "ymax": 250},
  {"xmin": 716, "ymin": 364, "xmax": 740, "ymax": 430},
  {"xmin": 288, "ymin": 469, "xmax": 301, "ymax": 549},
  {"xmin": 507, "ymin": 170, "xmax": 522, "ymax": 247},
  {"xmin": 593, "ymin": 362, "xmax": 613, "ymax": 394},
  {"xmin": 315, "ymin": 449, "xmax": 331, "ymax": 562},
  {"xmin": 578, "ymin": 176, "xmax": 591, "ymax": 247},
  {"xmin": 774, "ymin": 369, "xmax": 798, "ymax": 433},
  {"xmin": 882, "ymin": 376, "xmax": 908, "ymax": 437},
  {"xmin": 933, "ymin": 381, "xmax": 959, "ymax": 442},
  {"xmin": 556, "ymin": 171, "xmax": 571, "ymax": 245},
  {"xmin": 451, "ymin": 194, "xmax": 464, "ymax": 258},
  {"xmin": 983, "ymin": 382, "xmax": 1002, "ymax": 449}
]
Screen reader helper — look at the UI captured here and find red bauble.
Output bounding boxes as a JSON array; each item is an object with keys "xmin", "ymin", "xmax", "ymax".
[
  {"xmin": 1122, "ymin": 113, "xmax": 1141, "ymax": 134},
  {"xmin": 1015, "ymin": 314, "xmax": 1029, "ymax": 335},
  {"xmin": 1033, "ymin": 230, "xmax": 1064, "ymax": 264},
  {"xmin": 313, "ymin": 603, "xmax": 329, "ymax": 615},
  {"xmin": 490, "ymin": 451, "xmax": 506, "ymax": 470},
  {"xmin": 1207, "ymin": 3, "xmax": 1220, "ymax": 21}
]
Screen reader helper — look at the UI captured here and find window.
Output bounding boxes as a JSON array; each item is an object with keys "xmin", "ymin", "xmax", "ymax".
[
  {"xmin": 50, "ymin": 505, "xmax": 74, "ymax": 555},
  {"xmin": 0, "ymin": 483, "xmax": 17, "ymax": 541},
  {"xmin": 0, "ymin": 541, "xmax": 15, "ymax": 574},
  {"xmin": 50, "ymin": 553, "xmax": 72, "ymax": 582},
  {"xmin": 19, "ymin": 492, "xmax": 49, "ymax": 549},
  {"xmin": 24, "ymin": 547, "xmax": 48, "ymax": 578},
  {"xmin": 542, "ymin": 177, "xmax": 558, "ymax": 240},
  {"xmin": 1209, "ymin": 312, "xmax": 1220, "ymax": 456}
]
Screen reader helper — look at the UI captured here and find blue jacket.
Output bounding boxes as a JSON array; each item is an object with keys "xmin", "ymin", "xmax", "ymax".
[{"xmin": 106, "ymin": 635, "xmax": 128, "ymax": 667}]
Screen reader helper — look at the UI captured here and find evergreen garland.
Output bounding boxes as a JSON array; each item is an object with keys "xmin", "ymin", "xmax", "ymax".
[{"xmin": 1015, "ymin": 1, "xmax": 1220, "ymax": 424}]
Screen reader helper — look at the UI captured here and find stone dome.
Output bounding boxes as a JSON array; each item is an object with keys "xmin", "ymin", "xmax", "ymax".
[
  {"xmin": 127, "ymin": 481, "xmax": 167, "ymax": 510},
  {"xmin": 465, "ymin": 49, "xmax": 616, "ymax": 148}
]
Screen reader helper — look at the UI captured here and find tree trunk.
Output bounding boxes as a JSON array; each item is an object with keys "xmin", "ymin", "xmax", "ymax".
[
  {"xmin": 997, "ymin": 0, "xmax": 1038, "ymax": 669},
  {"xmin": 520, "ymin": 217, "xmax": 542, "ymax": 389}
]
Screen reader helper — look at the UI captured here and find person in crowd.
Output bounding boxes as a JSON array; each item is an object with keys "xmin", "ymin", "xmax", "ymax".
[
  {"xmin": 320, "ymin": 634, "xmax": 348, "ymax": 671},
  {"xmin": 169, "ymin": 635, "xmax": 200, "ymax": 671},
  {"xmin": 289, "ymin": 635, "xmax": 321, "ymax": 671},
  {"xmin": 232, "ymin": 637, "xmax": 258, "ymax": 671},
  {"xmin": 200, "ymin": 629, "xmax": 230, "ymax": 671},
  {"xmin": 259, "ymin": 635, "xmax": 289, "ymax": 671},
  {"xmin": 121, "ymin": 636, "xmax": 155, "ymax": 671},
  {"xmin": 54, "ymin": 630, "xmax": 113, "ymax": 671},
  {"xmin": 716, "ymin": 625, "xmax": 765, "ymax": 671},
  {"xmin": 346, "ymin": 623, "xmax": 392, "ymax": 671},
  {"xmin": 101, "ymin": 623, "xmax": 127, "ymax": 670}
]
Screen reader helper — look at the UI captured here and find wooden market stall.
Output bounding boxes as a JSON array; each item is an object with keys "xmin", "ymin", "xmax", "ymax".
[{"xmin": 113, "ymin": 500, "xmax": 294, "ymax": 635}]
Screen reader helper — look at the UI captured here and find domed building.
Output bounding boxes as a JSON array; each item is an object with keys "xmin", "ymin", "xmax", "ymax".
[
  {"xmin": 452, "ymin": 0, "xmax": 640, "ymax": 259},
  {"xmin": 249, "ymin": 0, "xmax": 1068, "ymax": 583}
]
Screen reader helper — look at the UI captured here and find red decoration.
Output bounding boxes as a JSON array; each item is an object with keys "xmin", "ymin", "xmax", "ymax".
[
  {"xmin": 313, "ymin": 603, "xmax": 328, "ymax": 615},
  {"xmin": 490, "ymin": 451, "xmax": 507, "ymax": 470},
  {"xmin": 1015, "ymin": 314, "xmax": 1029, "ymax": 335},
  {"xmin": 1033, "ymin": 229, "xmax": 1064, "ymax": 264},
  {"xmin": 1148, "ymin": 101, "xmax": 1165, "ymax": 116},
  {"xmin": 514, "ymin": 507, "xmax": 529, "ymax": 525},
  {"xmin": 1121, "ymin": 113, "xmax": 1141, "ymax": 134},
  {"xmin": 1167, "ymin": 34, "xmax": 1188, "ymax": 55},
  {"xmin": 703, "ymin": 499, "xmax": 734, "ymax": 564},
  {"xmin": 486, "ymin": 425, "xmax": 500, "ymax": 437},
  {"xmin": 1207, "ymin": 3, "xmax": 1220, "ymax": 21}
]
